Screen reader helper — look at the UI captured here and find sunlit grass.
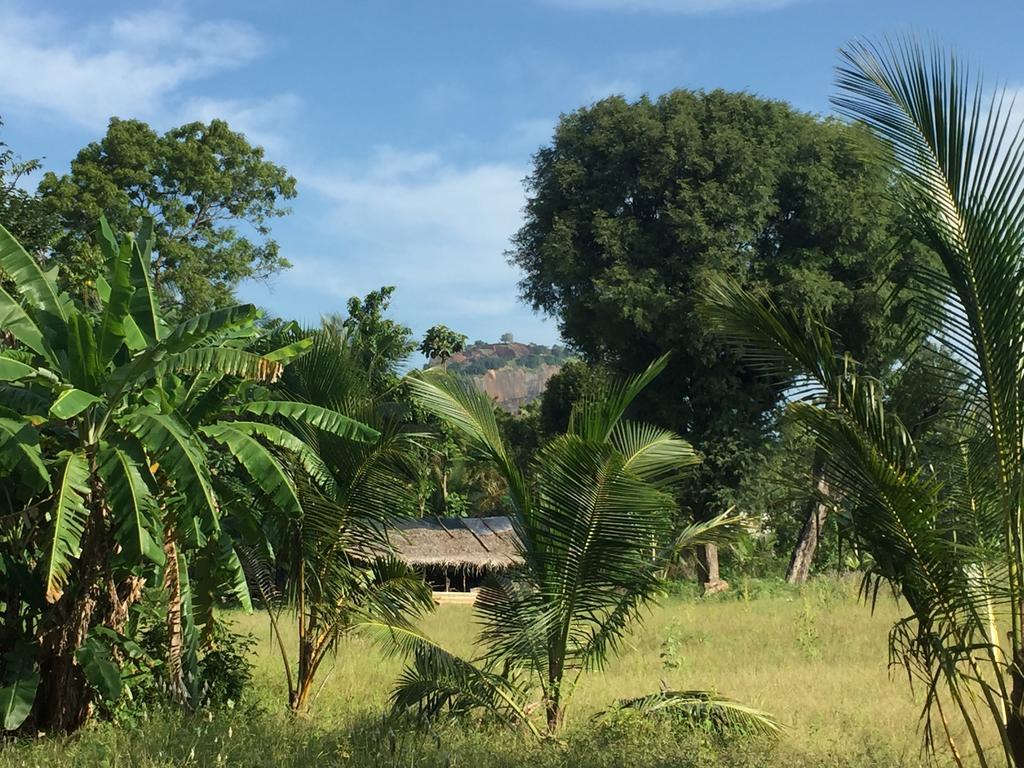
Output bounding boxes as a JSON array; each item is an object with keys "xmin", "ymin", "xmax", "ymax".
[{"xmin": 0, "ymin": 578, "xmax": 989, "ymax": 767}]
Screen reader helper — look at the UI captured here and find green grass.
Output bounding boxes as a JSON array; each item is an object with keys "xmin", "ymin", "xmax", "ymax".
[{"xmin": 0, "ymin": 578, "xmax": 989, "ymax": 767}]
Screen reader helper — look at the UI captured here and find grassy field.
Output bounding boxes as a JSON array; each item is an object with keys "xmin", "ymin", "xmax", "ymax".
[{"xmin": 0, "ymin": 578, "xmax": 990, "ymax": 767}]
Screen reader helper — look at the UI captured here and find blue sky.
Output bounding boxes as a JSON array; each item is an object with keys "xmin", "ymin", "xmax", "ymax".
[{"xmin": 3, "ymin": 0, "xmax": 1024, "ymax": 349}]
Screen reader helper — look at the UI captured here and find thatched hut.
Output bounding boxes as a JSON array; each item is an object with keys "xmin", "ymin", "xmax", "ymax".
[{"xmin": 389, "ymin": 516, "xmax": 523, "ymax": 592}]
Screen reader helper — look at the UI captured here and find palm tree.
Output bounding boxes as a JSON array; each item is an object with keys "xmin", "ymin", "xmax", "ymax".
[
  {"xmin": 391, "ymin": 357, "xmax": 774, "ymax": 736},
  {"xmin": 701, "ymin": 36, "xmax": 1024, "ymax": 767},
  {"xmin": 240, "ymin": 328, "xmax": 434, "ymax": 713}
]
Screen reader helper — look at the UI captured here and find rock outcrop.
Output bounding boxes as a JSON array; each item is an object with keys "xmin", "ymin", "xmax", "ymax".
[
  {"xmin": 474, "ymin": 363, "xmax": 561, "ymax": 412},
  {"xmin": 428, "ymin": 339, "xmax": 572, "ymax": 412}
]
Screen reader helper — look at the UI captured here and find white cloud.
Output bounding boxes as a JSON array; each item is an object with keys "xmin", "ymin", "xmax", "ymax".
[
  {"xmin": 542, "ymin": 0, "xmax": 800, "ymax": 12},
  {"xmin": 0, "ymin": 4, "xmax": 275, "ymax": 131},
  {"xmin": 177, "ymin": 93, "xmax": 302, "ymax": 153},
  {"xmin": 286, "ymin": 147, "xmax": 528, "ymax": 322}
]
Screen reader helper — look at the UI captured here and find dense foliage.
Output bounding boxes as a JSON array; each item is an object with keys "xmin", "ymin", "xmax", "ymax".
[
  {"xmin": 0, "ymin": 120, "xmax": 56, "ymax": 257},
  {"xmin": 508, "ymin": 90, "xmax": 932, "ymax": 581},
  {"xmin": 0, "ymin": 219, "xmax": 375, "ymax": 733},
  {"xmin": 37, "ymin": 118, "xmax": 296, "ymax": 313}
]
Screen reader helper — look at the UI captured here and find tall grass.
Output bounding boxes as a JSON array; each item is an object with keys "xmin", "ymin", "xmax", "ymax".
[{"xmin": 0, "ymin": 578, "xmax": 988, "ymax": 767}]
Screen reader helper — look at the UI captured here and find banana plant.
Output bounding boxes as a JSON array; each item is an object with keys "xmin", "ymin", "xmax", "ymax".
[
  {"xmin": 392, "ymin": 357, "xmax": 769, "ymax": 736},
  {"xmin": 0, "ymin": 218, "xmax": 374, "ymax": 733}
]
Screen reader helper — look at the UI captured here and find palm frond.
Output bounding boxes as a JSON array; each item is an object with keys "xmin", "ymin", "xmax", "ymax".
[
  {"xmin": 199, "ymin": 423, "xmax": 303, "ymax": 519},
  {"xmin": 672, "ymin": 510, "xmax": 751, "ymax": 554},
  {"xmin": 238, "ymin": 400, "xmax": 380, "ymax": 443},
  {"xmin": 97, "ymin": 442, "xmax": 165, "ymax": 566},
  {"xmin": 569, "ymin": 354, "xmax": 670, "ymax": 442},
  {"xmin": 604, "ymin": 690, "xmax": 782, "ymax": 738},
  {"xmin": 127, "ymin": 410, "xmax": 221, "ymax": 534},
  {"xmin": 0, "ymin": 220, "xmax": 67, "ymax": 326}
]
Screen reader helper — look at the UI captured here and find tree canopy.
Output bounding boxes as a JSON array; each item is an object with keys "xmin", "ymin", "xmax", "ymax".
[
  {"xmin": 419, "ymin": 324, "xmax": 467, "ymax": 367},
  {"xmin": 38, "ymin": 118, "xmax": 296, "ymax": 313},
  {"xmin": 509, "ymin": 89, "xmax": 929, "ymax": 520},
  {"xmin": 0, "ymin": 120, "xmax": 56, "ymax": 256}
]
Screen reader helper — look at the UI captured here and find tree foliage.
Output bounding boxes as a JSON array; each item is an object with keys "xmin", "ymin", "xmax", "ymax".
[
  {"xmin": 419, "ymin": 324, "xmax": 467, "ymax": 367},
  {"xmin": 0, "ymin": 217, "xmax": 364, "ymax": 733},
  {"xmin": 0, "ymin": 120, "xmax": 56, "ymax": 256},
  {"xmin": 38, "ymin": 118, "xmax": 296, "ymax": 313},
  {"xmin": 508, "ymin": 90, "xmax": 930, "ymax": 529},
  {"xmin": 323, "ymin": 286, "xmax": 415, "ymax": 392}
]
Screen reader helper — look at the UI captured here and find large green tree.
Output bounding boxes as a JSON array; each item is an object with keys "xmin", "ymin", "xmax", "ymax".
[
  {"xmin": 0, "ymin": 120, "xmax": 56, "ymax": 256},
  {"xmin": 38, "ymin": 118, "xmax": 296, "ymax": 313},
  {"xmin": 509, "ymin": 90, "xmax": 927, "ymax": 586}
]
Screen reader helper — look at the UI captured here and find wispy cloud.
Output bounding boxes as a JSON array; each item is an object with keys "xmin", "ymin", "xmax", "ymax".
[
  {"xmin": 0, "ymin": 4, "xmax": 285, "ymax": 136},
  {"xmin": 583, "ymin": 78, "xmax": 642, "ymax": 102},
  {"xmin": 541, "ymin": 0, "xmax": 801, "ymax": 12},
  {"xmin": 177, "ymin": 93, "xmax": 303, "ymax": 154},
  {"xmin": 286, "ymin": 147, "xmax": 528, "ymax": 328}
]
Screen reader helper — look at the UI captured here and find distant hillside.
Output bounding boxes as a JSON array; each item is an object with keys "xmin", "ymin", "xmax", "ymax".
[{"xmin": 433, "ymin": 338, "xmax": 573, "ymax": 412}]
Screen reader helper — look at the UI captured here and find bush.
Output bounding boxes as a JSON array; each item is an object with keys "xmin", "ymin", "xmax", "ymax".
[{"xmin": 197, "ymin": 622, "xmax": 256, "ymax": 707}]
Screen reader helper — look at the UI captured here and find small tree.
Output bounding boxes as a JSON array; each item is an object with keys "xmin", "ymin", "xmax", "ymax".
[
  {"xmin": 703, "ymin": 36, "xmax": 1024, "ymax": 766},
  {"xmin": 419, "ymin": 324, "xmax": 467, "ymax": 370},
  {"xmin": 390, "ymin": 357, "xmax": 774, "ymax": 735},
  {"xmin": 245, "ymin": 328, "xmax": 432, "ymax": 713}
]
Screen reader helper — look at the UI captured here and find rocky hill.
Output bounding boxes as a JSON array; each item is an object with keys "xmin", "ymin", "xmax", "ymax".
[{"xmin": 434, "ymin": 338, "xmax": 572, "ymax": 412}]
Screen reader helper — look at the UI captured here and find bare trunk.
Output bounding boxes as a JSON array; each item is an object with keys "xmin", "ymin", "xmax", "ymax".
[
  {"xmin": 31, "ymin": 505, "xmax": 105, "ymax": 732},
  {"xmin": 162, "ymin": 534, "xmax": 188, "ymax": 705},
  {"xmin": 786, "ymin": 454, "xmax": 830, "ymax": 585},
  {"xmin": 291, "ymin": 647, "xmax": 321, "ymax": 714},
  {"xmin": 31, "ymin": 581, "xmax": 101, "ymax": 732},
  {"xmin": 545, "ymin": 697, "xmax": 564, "ymax": 732},
  {"xmin": 697, "ymin": 543, "xmax": 728, "ymax": 595},
  {"xmin": 290, "ymin": 618, "xmax": 328, "ymax": 714},
  {"xmin": 30, "ymin": 457, "xmax": 147, "ymax": 734},
  {"xmin": 1009, "ymin": 655, "xmax": 1024, "ymax": 767},
  {"xmin": 545, "ymin": 670, "xmax": 564, "ymax": 733}
]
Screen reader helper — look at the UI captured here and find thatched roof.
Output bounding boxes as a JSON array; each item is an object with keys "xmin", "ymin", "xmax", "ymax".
[{"xmin": 389, "ymin": 516, "xmax": 523, "ymax": 572}]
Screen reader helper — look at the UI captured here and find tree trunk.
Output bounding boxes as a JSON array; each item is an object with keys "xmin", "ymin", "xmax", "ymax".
[
  {"xmin": 545, "ymin": 675, "xmax": 564, "ymax": 733},
  {"xmin": 30, "ymin": 508, "xmax": 106, "ymax": 732},
  {"xmin": 163, "ymin": 535, "xmax": 189, "ymax": 705},
  {"xmin": 786, "ymin": 453, "xmax": 830, "ymax": 585},
  {"xmin": 545, "ymin": 697, "xmax": 564, "ymax": 733},
  {"xmin": 1008, "ymin": 654, "xmax": 1024, "ymax": 767},
  {"xmin": 697, "ymin": 543, "xmax": 728, "ymax": 595}
]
